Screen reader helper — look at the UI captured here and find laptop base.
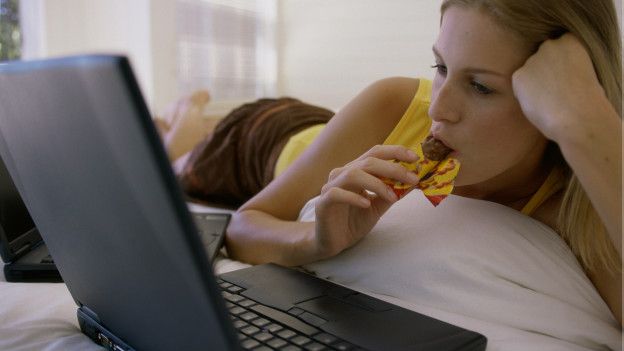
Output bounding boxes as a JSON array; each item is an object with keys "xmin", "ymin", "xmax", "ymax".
[
  {"xmin": 78, "ymin": 307, "xmax": 135, "ymax": 351},
  {"xmin": 4, "ymin": 264, "xmax": 62, "ymax": 282},
  {"xmin": 3, "ymin": 244, "xmax": 62, "ymax": 283}
]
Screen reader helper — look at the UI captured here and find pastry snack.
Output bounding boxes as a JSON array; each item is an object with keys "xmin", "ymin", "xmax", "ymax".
[{"xmin": 382, "ymin": 136, "xmax": 460, "ymax": 206}]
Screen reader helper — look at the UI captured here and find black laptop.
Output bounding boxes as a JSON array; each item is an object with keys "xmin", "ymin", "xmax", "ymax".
[
  {"xmin": 0, "ymin": 55, "xmax": 487, "ymax": 351},
  {"xmin": 0, "ymin": 153, "xmax": 225, "ymax": 284},
  {"xmin": 0, "ymin": 155, "xmax": 62, "ymax": 282}
]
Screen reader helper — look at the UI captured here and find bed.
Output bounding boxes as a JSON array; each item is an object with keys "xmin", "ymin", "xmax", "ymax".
[
  {"xmin": 0, "ymin": 258, "xmax": 256, "ymax": 351},
  {"xmin": 1, "ymin": 196, "xmax": 621, "ymax": 351},
  {"xmin": 0, "ymin": 86, "xmax": 620, "ymax": 349},
  {"xmin": 0, "ymin": 203, "xmax": 250, "ymax": 351},
  {"xmin": 0, "ymin": 258, "xmax": 255, "ymax": 351}
]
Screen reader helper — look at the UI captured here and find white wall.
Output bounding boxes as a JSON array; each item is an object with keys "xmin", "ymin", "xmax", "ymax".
[
  {"xmin": 277, "ymin": 0, "xmax": 440, "ymax": 111},
  {"xmin": 23, "ymin": 0, "xmax": 441, "ymax": 113},
  {"xmin": 149, "ymin": 0, "xmax": 179, "ymax": 116},
  {"xmin": 277, "ymin": 0, "xmax": 624, "ymax": 112},
  {"xmin": 18, "ymin": 0, "xmax": 624, "ymax": 115},
  {"xmin": 19, "ymin": 0, "xmax": 178, "ymax": 115}
]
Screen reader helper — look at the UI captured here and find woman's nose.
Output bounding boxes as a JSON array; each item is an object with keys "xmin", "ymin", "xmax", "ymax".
[{"xmin": 428, "ymin": 80, "xmax": 461, "ymax": 123}]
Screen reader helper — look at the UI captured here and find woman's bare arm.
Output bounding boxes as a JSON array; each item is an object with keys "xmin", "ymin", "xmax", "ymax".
[
  {"xmin": 556, "ymin": 96, "xmax": 622, "ymax": 256},
  {"xmin": 226, "ymin": 77, "xmax": 420, "ymax": 266},
  {"xmin": 556, "ymin": 96, "xmax": 622, "ymax": 326},
  {"xmin": 513, "ymin": 34, "xmax": 622, "ymax": 325}
]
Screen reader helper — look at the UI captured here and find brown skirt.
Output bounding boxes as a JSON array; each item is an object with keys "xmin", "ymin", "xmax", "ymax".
[{"xmin": 177, "ymin": 97, "xmax": 334, "ymax": 208}]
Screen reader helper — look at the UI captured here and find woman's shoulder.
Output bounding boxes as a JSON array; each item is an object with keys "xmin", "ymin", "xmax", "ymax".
[
  {"xmin": 368, "ymin": 77, "xmax": 431, "ymax": 147},
  {"xmin": 362, "ymin": 77, "xmax": 421, "ymax": 110},
  {"xmin": 337, "ymin": 77, "xmax": 422, "ymax": 137}
]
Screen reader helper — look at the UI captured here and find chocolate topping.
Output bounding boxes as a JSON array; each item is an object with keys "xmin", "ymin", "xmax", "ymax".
[{"xmin": 421, "ymin": 135, "xmax": 452, "ymax": 161}]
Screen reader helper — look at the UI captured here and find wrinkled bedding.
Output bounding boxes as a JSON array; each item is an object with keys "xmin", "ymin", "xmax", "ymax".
[
  {"xmin": 0, "ymin": 203, "xmax": 248, "ymax": 351},
  {"xmin": 1, "ymin": 199, "xmax": 621, "ymax": 351},
  {"xmin": 299, "ymin": 192, "xmax": 622, "ymax": 350},
  {"xmin": 0, "ymin": 256, "xmax": 250, "ymax": 351}
]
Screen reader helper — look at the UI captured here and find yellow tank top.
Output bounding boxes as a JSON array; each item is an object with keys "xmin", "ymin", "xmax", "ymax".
[
  {"xmin": 274, "ymin": 124, "xmax": 327, "ymax": 178},
  {"xmin": 273, "ymin": 79, "xmax": 563, "ymax": 216}
]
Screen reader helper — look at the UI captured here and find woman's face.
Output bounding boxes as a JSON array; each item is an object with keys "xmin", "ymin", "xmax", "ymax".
[{"xmin": 429, "ymin": 6, "xmax": 549, "ymax": 195}]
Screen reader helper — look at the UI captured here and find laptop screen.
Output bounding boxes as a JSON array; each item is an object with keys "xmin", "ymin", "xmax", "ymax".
[
  {"xmin": 0, "ymin": 55, "xmax": 239, "ymax": 350},
  {"xmin": 0, "ymin": 156, "xmax": 37, "ymax": 248}
]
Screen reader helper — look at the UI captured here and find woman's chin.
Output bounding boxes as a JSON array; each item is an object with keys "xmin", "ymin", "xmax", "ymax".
[
  {"xmin": 452, "ymin": 170, "xmax": 486, "ymax": 188},
  {"xmin": 453, "ymin": 172, "xmax": 470, "ymax": 187}
]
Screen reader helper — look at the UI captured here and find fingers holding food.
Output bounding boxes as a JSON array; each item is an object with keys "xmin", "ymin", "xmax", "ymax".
[
  {"xmin": 381, "ymin": 135, "xmax": 461, "ymax": 206},
  {"xmin": 323, "ymin": 164, "xmax": 399, "ymax": 204}
]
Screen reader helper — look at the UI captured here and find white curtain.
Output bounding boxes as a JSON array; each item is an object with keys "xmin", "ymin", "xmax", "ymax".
[{"xmin": 176, "ymin": 0, "xmax": 277, "ymax": 105}]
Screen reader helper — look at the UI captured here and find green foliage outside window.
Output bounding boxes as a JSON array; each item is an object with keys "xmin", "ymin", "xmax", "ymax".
[{"xmin": 0, "ymin": 0, "xmax": 20, "ymax": 61}]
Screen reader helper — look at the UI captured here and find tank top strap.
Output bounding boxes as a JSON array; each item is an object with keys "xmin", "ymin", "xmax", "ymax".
[{"xmin": 521, "ymin": 166, "xmax": 567, "ymax": 216}]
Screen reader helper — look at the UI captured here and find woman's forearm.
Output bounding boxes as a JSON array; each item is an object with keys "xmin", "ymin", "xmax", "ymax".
[
  {"xmin": 556, "ymin": 95, "xmax": 622, "ymax": 257},
  {"xmin": 225, "ymin": 209, "xmax": 319, "ymax": 266}
]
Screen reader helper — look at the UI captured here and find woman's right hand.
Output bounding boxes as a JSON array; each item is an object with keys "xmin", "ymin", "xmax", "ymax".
[{"xmin": 312, "ymin": 145, "xmax": 420, "ymax": 259}]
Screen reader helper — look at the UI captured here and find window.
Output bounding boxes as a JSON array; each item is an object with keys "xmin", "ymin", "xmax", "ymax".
[
  {"xmin": 0, "ymin": 0, "xmax": 20, "ymax": 61},
  {"xmin": 176, "ymin": 0, "xmax": 277, "ymax": 109}
]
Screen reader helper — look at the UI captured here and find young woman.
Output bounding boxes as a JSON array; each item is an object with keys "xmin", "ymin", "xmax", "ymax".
[{"xmin": 225, "ymin": 0, "xmax": 622, "ymax": 348}]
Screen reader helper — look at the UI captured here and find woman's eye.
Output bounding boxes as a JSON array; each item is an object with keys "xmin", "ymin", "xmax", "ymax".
[
  {"xmin": 431, "ymin": 64, "xmax": 447, "ymax": 75},
  {"xmin": 471, "ymin": 81, "xmax": 493, "ymax": 95}
]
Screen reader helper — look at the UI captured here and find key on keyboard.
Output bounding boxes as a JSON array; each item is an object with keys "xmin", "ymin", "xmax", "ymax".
[{"xmin": 217, "ymin": 278, "xmax": 364, "ymax": 351}]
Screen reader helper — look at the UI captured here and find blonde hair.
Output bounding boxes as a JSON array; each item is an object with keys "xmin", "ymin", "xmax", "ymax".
[{"xmin": 441, "ymin": 0, "xmax": 622, "ymax": 272}]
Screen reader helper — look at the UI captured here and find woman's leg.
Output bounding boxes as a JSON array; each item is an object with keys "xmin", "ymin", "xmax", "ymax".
[{"xmin": 154, "ymin": 90, "xmax": 218, "ymax": 162}]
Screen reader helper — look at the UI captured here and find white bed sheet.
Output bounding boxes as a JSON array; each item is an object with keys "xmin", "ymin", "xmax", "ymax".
[
  {"xmin": 0, "ymin": 203, "xmax": 249, "ymax": 351},
  {"xmin": 0, "ymin": 257, "xmax": 250, "ymax": 351},
  {"xmin": 2, "ymin": 201, "xmax": 620, "ymax": 350}
]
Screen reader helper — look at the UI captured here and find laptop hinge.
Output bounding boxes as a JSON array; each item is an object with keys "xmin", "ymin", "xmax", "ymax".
[
  {"xmin": 78, "ymin": 305, "xmax": 135, "ymax": 351},
  {"xmin": 79, "ymin": 304, "xmax": 101, "ymax": 323}
]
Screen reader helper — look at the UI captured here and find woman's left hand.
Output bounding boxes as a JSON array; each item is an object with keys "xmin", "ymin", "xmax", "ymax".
[{"xmin": 511, "ymin": 33, "xmax": 607, "ymax": 142}]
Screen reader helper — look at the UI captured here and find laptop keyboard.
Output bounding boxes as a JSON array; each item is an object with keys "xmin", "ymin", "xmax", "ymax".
[{"xmin": 217, "ymin": 279, "xmax": 365, "ymax": 351}]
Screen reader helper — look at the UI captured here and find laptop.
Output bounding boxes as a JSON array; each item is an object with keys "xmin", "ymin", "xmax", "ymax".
[
  {"xmin": 0, "ymin": 55, "xmax": 487, "ymax": 351},
  {"xmin": 0, "ymin": 153, "xmax": 226, "ymax": 284},
  {"xmin": 0, "ymin": 155, "xmax": 62, "ymax": 282}
]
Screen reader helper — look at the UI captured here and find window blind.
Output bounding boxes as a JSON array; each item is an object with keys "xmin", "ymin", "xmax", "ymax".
[{"xmin": 176, "ymin": 0, "xmax": 277, "ymax": 112}]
